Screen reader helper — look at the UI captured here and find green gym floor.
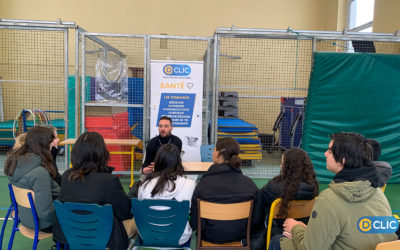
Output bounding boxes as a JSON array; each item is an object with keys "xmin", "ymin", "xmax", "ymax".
[{"xmin": 1, "ymin": 176, "xmax": 399, "ymax": 250}]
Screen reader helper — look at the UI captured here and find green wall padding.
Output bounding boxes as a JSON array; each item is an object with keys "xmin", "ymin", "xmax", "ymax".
[
  {"xmin": 302, "ymin": 52, "xmax": 400, "ymax": 183},
  {"xmin": 67, "ymin": 75, "xmax": 91, "ymax": 139}
]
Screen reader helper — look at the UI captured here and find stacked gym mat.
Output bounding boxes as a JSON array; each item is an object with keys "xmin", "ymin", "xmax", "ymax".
[
  {"xmin": 217, "ymin": 118, "xmax": 262, "ymax": 160},
  {"xmin": 0, "ymin": 119, "xmax": 65, "ymax": 146}
]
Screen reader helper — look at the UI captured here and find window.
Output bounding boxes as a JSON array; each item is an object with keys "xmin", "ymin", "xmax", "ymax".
[{"xmin": 349, "ymin": 0, "xmax": 375, "ymax": 32}]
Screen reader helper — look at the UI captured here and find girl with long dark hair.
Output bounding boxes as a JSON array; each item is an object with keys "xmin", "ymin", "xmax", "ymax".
[
  {"xmin": 53, "ymin": 132, "xmax": 135, "ymax": 250},
  {"xmin": 138, "ymin": 144, "xmax": 196, "ymax": 245},
  {"xmin": 5, "ymin": 126, "xmax": 60, "ymax": 232},
  {"xmin": 252, "ymin": 148, "xmax": 319, "ymax": 249}
]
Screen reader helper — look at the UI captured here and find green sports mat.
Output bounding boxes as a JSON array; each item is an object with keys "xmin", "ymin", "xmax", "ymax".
[{"xmin": 302, "ymin": 52, "xmax": 400, "ymax": 183}]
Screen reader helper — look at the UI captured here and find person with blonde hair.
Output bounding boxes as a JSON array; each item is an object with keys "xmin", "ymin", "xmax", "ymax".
[{"xmin": 13, "ymin": 133, "xmax": 27, "ymax": 149}]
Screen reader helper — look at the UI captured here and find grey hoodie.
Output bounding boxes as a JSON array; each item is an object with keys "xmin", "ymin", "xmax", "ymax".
[
  {"xmin": 372, "ymin": 161, "xmax": 392, "ymax": 187},
  {"xmin": 7, "ymin": 153, "xmax": 60, "ymax": 229}
]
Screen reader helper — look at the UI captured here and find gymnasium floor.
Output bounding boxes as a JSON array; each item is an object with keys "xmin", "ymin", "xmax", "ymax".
[{"xmin": 0, "ymin": 175, "xmax": 399, "ymax": 250}]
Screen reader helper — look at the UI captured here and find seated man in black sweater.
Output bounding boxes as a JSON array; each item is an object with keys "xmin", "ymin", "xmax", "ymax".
[{"xmin": 142, "ymin": 116, "xmax": 182, "ymax": 175}]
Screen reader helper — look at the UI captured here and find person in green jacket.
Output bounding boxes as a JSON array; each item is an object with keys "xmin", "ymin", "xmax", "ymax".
[
  {"xmin": 270, "ymin": 132, "xmax": 398, "ymax": 250},
  {"xmin": 5, "ymin": 126, "xmax": 60, "ymax": 232}
]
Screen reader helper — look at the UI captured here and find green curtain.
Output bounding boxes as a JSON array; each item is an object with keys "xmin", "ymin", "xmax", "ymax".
[{"xmin": 302, "ymin": 52, "xmax": 400, "ymax": 183}]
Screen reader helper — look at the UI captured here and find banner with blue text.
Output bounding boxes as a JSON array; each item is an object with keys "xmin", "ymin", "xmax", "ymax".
[{"xmin": 150, "ymin": 60, "xmax": 203, "ymax": 161}]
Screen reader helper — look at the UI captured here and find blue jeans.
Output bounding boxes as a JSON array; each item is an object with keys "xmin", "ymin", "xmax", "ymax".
[{"xmin": 269, "ymin": 234, "xmax": 284, "ymax": 250}]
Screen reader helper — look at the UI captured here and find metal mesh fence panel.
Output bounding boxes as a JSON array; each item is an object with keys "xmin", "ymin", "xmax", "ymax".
[
  {"xmin": 316, "ymin": 39, "xmax": 400, "ymax": 54},
  {"xmin": 215, "ymin": 29, "xmax": 400, "ymax": 179},
  {"xmin": 0, "ymin": 26, "xmax": 67, "ymax": 173},
  {"xmin": 216, "ymin": 35, "xmax": 312, "ymax": 178},
  {"xmin": 82, "ymin": 34, "xmax": 145, "ymax": 174}
]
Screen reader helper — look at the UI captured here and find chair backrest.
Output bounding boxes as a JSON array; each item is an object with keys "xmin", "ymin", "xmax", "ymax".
[
  {"xmin": 266, "ymin": 198, "xmax": 315, "ymax": 250},
  {"xmin": 375, "ymin": 240, "xmax": 400, "ymax": 250},
  {"xmin": 11, "ymin": 184, "xmax": 35, "ymax": 208},
  {"xmin": 200, "ymin": 145, "xmax": 214, "ymax": 162},
  {"xmin": 54, "ymin": 200, "xmax": 113, "ymax": 250},
  {"xmin": 197, "ymin": 199, "xmax": 253, "ymax": 249},
  {"xmin": 132, "ymin": 198, "xmax": 190, "ymax": 248},
  {"xmin": 10, "ymin": 184, "xmax": 38, "ymax": 229}
]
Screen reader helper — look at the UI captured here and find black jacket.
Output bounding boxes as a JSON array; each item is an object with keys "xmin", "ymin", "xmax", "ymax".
[
  {"xmin": 253, "ymin": 180, "xmax": 317, "ymax": 236},
  {"xmin": 142, "ymin": 134, "xmax": 182, "ymax": 169},
  {"xmin": 51, "ymin": 147, "xmax": 62, "ymax": 186},
  {"xmin": 190, "ymin": 163, "xmax": 258, "ymax": 244},
  {"xmin": 53, "ymin": 168, "xmax": 132, "ymax": 250}
]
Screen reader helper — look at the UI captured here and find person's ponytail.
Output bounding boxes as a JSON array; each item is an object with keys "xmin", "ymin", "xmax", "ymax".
[
  {"xmin": 228, "ymin": 154, "xmax": 242, "ymax": 169},
  {"xmin": 215, "ymin": 137, "xmax": 242, "ymax": 169}
]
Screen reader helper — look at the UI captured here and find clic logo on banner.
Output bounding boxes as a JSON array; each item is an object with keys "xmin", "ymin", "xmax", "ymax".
[
  {"xmin": 163, "ymin": 64, "xmax": 191, "ymax": 76},
  {"xmin": 357, "ymin": 216, "xmax": 399, "ymax": 234}
]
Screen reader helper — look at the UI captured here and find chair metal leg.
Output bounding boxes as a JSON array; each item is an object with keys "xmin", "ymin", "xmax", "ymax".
[
  {"xmin": 0, "ymin": 205, "xmax": 13, "ymax": 250},
  {"xmin": 7, "ymin": 220, "xmax": 18, "ymax": 250},
  {"xmin": 32, "ymin": 227, "xmax": 39, "ymax": 250}
]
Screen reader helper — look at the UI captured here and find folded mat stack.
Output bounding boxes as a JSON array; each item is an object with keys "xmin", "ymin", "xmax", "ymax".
[
  {"xmin": 0, "ymin": 119, "xmax": 65, "ymax": 146},
  {"xmin": 217, "ymin": 118, "xmax": 262, "ymax": 160}
]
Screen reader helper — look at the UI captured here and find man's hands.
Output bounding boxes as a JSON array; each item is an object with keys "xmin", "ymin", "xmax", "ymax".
[{"xmin": 143, "ymin": 162, "xmax": 155, "ymax": 174}]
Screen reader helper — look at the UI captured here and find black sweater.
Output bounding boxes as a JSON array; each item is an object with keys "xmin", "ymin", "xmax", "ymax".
[
  {"xmin": 142, "ymin": 134, "xmax": 182, "ymax": 169},
  {"xmin": 190, "ymin": 163, "xmax": 258, "ymax": 243},
  {"xmin": 252, "ymin": 180, "xmax": 317, "ymax": 236}
]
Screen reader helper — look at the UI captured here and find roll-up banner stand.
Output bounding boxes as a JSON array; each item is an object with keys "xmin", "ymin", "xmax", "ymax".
[{"xmin": 150, "ymin": 60, "xmax": 204, "ymax": 161}]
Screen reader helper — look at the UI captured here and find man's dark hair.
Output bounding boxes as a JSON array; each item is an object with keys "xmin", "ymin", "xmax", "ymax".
[
  {"xmin": 367, "ymin": 138, "xmax": 381, "ymax": 161},
  {"xmin": 330, "ymin": 132, "xmax": 373, "ymax": 169},
  {"xmin": 159, "ymin": 116, "xmax": 172, "ymax": 125}
]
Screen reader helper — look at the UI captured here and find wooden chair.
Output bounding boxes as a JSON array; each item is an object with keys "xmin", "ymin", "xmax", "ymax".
[
  {"xmin": 0, "ymin": 184, "xmax": 52, "ymax": 250},
  {"xmin": 381, "ymin": 184, "xmax": 387, "ymax": 193},
  {"xmin": 375, "ymin": 240, "xmax": 400, "ymax": 250},
  {"xmin": 266, "ymin": 198, "xmax": 315, "ymax": 250},
  {"xmin": 197, "ymin": 199, "xmax": 253, "ymax": 250}
]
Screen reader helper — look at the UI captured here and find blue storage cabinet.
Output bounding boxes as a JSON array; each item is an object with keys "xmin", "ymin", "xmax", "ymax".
[
  {"xmin": 128, "ymin": 77, "xmax": 143, "ymax": 140},
  {"xmin": 279, "ymin": 97, "xmax": 305, "ymax": 149}
]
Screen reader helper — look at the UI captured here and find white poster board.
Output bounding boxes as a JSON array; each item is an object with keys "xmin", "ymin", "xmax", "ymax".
[{"xmin": 150, "ymin": 60, "xmax": 203, "ymax": 161}]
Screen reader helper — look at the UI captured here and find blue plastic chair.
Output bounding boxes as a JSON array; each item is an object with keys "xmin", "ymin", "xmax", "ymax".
[
  {"xmin": 200, "ymin": 145, "xmax": 214, "ymax": 162},
  {"xmin": 53, "ymin": 201, "xmax": 113, "ymax": 250},
  {"xmin": 131, "ymin": 198, "xmax": 191, "ymax": 249},
  {"xmin": 0, "ymin": 184, "xmax": 52, "ymax": 250}
]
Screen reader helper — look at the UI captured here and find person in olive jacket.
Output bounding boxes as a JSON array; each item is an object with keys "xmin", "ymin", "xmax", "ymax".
[
  {"xmin": 190, "ymin": 137, "xmax": 258, "ymax": 244},
  {"xmin": 274, "ymin": 132, "xmax": 398, "ymax": 250},
  {"xmin": 5, "ymin": 126, "xmax": 60, "ymax": 232}
]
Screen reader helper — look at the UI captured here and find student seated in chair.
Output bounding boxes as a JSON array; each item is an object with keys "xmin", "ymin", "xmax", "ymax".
[
  {"xmin": 190, "ymin": 137, "xmax": 258, "ymax": 245},
  {"xmin": 53, "ymin": 132, "xmax": 136, "ymax": 250},
  {"xmin": 138, "ymin": 144, "xmax": 195, "ymax": 245},
  {"xmin": 5, "ymin": 126, "xmax": 60, "ymax": 233},
  {"xmin": 251, "ymin": 148, "xmax": 319, "ymax": 250},
  {"xmin": 271, "ymin": 132, "xmax": 398, "ymax": 250}
]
